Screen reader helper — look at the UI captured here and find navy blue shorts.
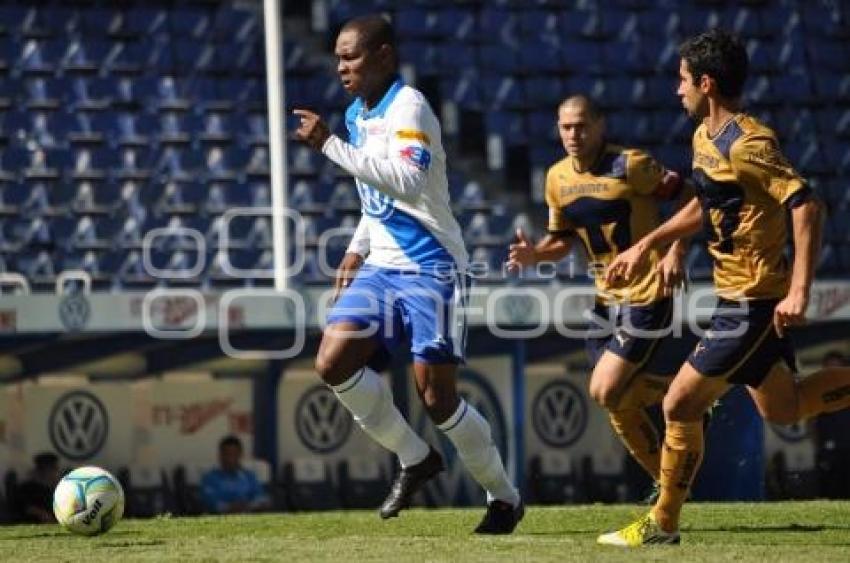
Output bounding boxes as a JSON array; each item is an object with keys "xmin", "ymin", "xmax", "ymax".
[
  {"xmin": 327, "ymin": 264, "xmax": 469, "ymax": 365},
  {"xmin": 687, "ymin": 298, "xmax": 797, "ymax": 387},
  {"xmin": 585, "ymin": 298, "xmax": 677, "ymax": 376}
]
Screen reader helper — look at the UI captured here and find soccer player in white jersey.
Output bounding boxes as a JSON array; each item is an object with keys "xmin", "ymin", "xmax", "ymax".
[{"xmin": 293, "ymin": 15, "xmax": 523, "ymax": 534}]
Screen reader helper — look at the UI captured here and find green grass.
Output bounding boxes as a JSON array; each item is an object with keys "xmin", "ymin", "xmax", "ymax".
[{"xmin": 2, "ymin": 502, "xmax": 849, "ymax": 562}]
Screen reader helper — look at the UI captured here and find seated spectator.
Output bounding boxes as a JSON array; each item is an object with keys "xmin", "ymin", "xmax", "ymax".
[
  {"xmin": 12, "ymin": 452, "xmax": 60, "ymax": 524},
  {"xmin": 201, "ymin": 435, "xmax": 271, "ymax": 514}
]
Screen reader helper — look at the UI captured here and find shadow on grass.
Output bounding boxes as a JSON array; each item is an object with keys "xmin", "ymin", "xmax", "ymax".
[
  {"xmin": 95, "ymin": 539, "xmax": 166, "ymax": 548},
  {"xmin": 688, "ymin": 524, "xmax": 850, "ymax": 533},
  {"xmin": 0, "ymin": 529, "xmax": 141, "ymax": 540}
]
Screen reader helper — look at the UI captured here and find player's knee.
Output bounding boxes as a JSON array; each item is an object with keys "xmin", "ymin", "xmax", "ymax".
[
  {"xmin": 421, "ymin": 386, "xmax": 459, "ymax": 425},
  {"xmin": 662, "ymin": 391, "xmax": 700, "ymax": 422},
  {"xmin": 589, "ymin": 381, "xmax": 619, "ymax": 410},
  {"xmin": 315, "ymin": 349, "xmax": 346, "ymax": 385}
]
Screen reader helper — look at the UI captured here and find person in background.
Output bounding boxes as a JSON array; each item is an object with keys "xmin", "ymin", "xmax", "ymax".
[
  {"xmin": 12, "ymin": 452, "xmax": 60, "ymax": 524},
  {"xmin": 201, "ymin": 435, "xmax": 271, "ymax": 514}
]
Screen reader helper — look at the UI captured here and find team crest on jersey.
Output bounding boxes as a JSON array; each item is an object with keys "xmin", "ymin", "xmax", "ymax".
[
  {"xmin": 358, "ymin": 183, "xmax": 395, "ymax": 220},
  {"xmin": 399, "ymin": 145, "xmax": 431, "ymax": 170}
]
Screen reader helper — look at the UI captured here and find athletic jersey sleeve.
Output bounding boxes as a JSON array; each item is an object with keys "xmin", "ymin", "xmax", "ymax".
[
  {"xmin": 545, "ymin": 167, "xmax": 570, "ymax": 234},
  {"xmin": 730, "ymin": 134, "xmax": 807, "ymax": 205},
  {"xmin": 345, "ymin": 216, "xmax": 370, "ymax": 257},
  {"xmin": 627, "ymin": 149, "xmax": 681, "ymax": 199},
  {"xmin": 322, "ymin": 102, "xmax": 437, "ymax": 204}
]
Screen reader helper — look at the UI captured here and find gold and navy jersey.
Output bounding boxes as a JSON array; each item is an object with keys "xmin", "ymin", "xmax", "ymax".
[
  {"xmin": 545, "ymin": 144, "xmax": 677, "ymax": 305},
  {"xmin": 691, "ymin": 114, "xmax": 809, "ymax": 301}
]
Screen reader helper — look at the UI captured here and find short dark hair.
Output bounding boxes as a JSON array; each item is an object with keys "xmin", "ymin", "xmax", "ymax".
[
  {"xmin": 219, "ymin": 435, "xmax": 243, "ymax": 451},
  {"xmin": 679, "ymin": 29, "xmax": 748, "ymax": 99},
  {"xmin": 342, "ymin": 14, "xmax": 396, "ymax": 53},
  {"xmin": 33, "ymin": 452, "xmax": 58, "ymax": 471},
  {"xmin": 559, "ymin": 95, "xmax": 604, "ymax": 122}
]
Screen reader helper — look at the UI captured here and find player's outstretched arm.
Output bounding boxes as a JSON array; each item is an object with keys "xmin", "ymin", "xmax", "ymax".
[
  {"xmin": 774, "ymin": 197, "xmax": 824, "ymax": 336},
  {"xmin": 506, "ymin": 229, "xmax": 572, "ymax": 273},
  {"xmin": 656, "ymin": 179, "xmax": 696, "ymax": 295},
  {"xmin": 606, "ymin": 196, "xmax": 702, "ymax": 284},
  {"xmin": 293, "ymin": 107, "xmax": 433, "ymax": 204}
]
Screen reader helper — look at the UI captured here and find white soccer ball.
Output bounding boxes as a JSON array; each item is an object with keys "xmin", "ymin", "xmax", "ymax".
[{"xmin": 53, "ymin": 466, "xmax": 125, "ymax": 536}]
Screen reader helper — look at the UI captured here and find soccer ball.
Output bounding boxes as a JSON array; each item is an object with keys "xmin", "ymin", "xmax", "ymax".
[{"xmin": 53, "ymin": 466, "xmax": 125, "ymax": 536}]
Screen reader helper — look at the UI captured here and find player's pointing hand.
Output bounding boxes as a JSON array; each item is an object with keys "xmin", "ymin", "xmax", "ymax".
[
  {"xmin": 506, "ymin": 228, "xmax": 535, "ymax": 273},
  {"xmin": 293, "ymin": 109, "xmax": 331, "ymax": 151}
]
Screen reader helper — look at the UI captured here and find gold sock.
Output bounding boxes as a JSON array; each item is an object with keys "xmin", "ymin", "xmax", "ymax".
[
  {"xmin": 798, "ymin": 367, "xmax": 850, "ymax": 420},
  {"xmin": 609, "ymin": 408, "xmax": 661, "ymax": 481},
  {"xmin": 652, "ymin": 420, "xmax": 704, "ymax": 533}
]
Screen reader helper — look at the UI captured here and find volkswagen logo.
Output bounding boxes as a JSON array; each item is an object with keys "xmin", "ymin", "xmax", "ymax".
[
  {"xmin": 295, "ymin": 385, "xmax": 353, "ymax": 453},
  {"xmin": 532, "ymin": 380, "xmax": 588, "ymax": 448},
  {"xmin": 48, "ymin": 391, "xmax": 109, "ymax": 461},
  {"xmin": 770, "ymin": 422, "xmax": 810, "ymax": 443},
  {"xmin": 502, "ymin": 294, "xmax": 536, "ymax": 325},
  {"xmin": 357, "ymin": 183, "xmax": 394, "ymax": 221},
  {"xmin": 59, "ymin": 294, "xmax": 90, "ymax": 331}
]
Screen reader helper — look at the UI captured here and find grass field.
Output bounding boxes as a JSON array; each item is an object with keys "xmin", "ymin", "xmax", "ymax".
[{"xmin": 2, "ymin": 501, "xmax": 849, "ymax": 562}]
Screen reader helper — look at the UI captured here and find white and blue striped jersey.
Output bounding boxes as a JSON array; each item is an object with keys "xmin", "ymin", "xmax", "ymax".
[{"xmin": 321, "ymin": 77, "xmax": 468, "ymax": 272}]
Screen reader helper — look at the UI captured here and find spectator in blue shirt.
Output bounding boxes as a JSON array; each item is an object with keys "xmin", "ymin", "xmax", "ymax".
[{"xmin": 201, "ymin": 435, "xmax": 271, "ymax": 514}]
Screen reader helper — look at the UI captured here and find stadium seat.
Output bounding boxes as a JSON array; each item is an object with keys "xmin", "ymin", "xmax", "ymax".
[
  {"xmin": 172, "ymin": 464, "xmax": 206, "ymax": 516},
  {"xmin": 283, "ymin": 458, "xmax": 340, "ymax": 511},
  {"xmin": 118, "ymin": 466, "xmax": 173, "ymax": 518},
  {"xmin": 528, "ymin": 450, "xmax": 577, "ymax": 505},
  {"xmin": 338, "ymin": 457, "xmax": 388, "ymax": 509}
]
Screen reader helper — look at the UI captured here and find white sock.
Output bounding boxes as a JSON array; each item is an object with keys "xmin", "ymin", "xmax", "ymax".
[
  {"xmin": 331, "ymin": 367, "xmax": 429, "ymax": 468},
  {"xmin": 437, "ymin": 399, "xmax": 520, "ymax": 506}
]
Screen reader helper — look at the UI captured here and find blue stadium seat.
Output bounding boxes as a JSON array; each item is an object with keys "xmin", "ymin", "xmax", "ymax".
[
  {"xmin": 485, "ymin": 111, "xmax": 528, "ymax": 145},
  {"xmin": 210, "ymin": 5, "xmax": 258, "ymax": 42},
  {"xmin": 747, "ymin": 39, "xmax": 778, "ymax": 73},
  {"xmin": 173, "ymin": 40, "xmax": 214, "ymax": 74},
  {"xmin": 61, "ymin": 39, "xmax": 106, "ymax": 74},
  {"xmin": 437, "ymin": 43, "xmax": 476, "ymax": 75},
  {"xmin": 562, "ymin": 41, "xmax": 604, "ymax": 74},
  {"xmin": 170, "ymin": 6, "xmax": 210, "ymax": 39},
  {"xmin": 477, "ymin": 44, "xmax": 519, "ymax": 74},
  {"xmin": 395, "ymin": 7, "xmax": 438, "ymax": 38},
  {"xmin": 397, "ymin": 41, "xmax": 440, "ymax": 76},
  {"xmin": 636, "ymin": 11, "xmax": 680, "ymax": 38},
  {"xmin": 125, "ymin": 6, "xmax": 168, "ymax": 36},
  {"xmin": 528, "ymin": 111, "xmax": 557, "ymax": 143},
  {"xmin": 441, "ymin": 7, "xmax": 477, "ymax": 40},
  {"xmin": 777, "ymin": 40, "xmax": 807, "ymax": 72},
  {"xmin": 103, "ymin": 42, "xmax": 143, "ymax": 75},
  {"xmin": 654, "ymin": 110, "xmax": 691, "ymax": 144},
  {"xmin": 24, "ymin": 77, "xmax": 62, "ymax": 110},
  {"xmin": 480, "ymin": 75, "xmax": 524, "ymax": 110},
  {"xmin": 518, "ymin": 40, "xmax": 563, "ymax": 74},
  {"xmin": 81, "ymin": 8, "xmax": 124, "ymax": 38},
  {"xmin": 730, "ymin": 7, "xmax": 762, "ymax": 38},
  {"xmin": 478, "ymin": 7, "xmax": 517, "ymax": 43},
  {"xmin": 681, "ymin": 8, "xmax": 726, "ymax": 35},
  {"xmin": 807, "ymin": 39, "xmax": 847, "ymax": 72},
  {"xmin": 66, "ymin": 77, "xmax": 111, "ymax": 112},
  {"xmin": 523, "ymin": 76, "xmax": 564, "ymax": 107},
  {"xmin": 568, "ymin": 76, "xmax": 608, "ymax": 106},
  {"xmin": 440, "ymin": 72, "xmax": 481, "ymax": 110}
]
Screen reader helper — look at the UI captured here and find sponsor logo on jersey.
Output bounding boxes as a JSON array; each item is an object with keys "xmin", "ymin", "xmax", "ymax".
[
  {"xmin": 399, "ymin": 145, "xmax": 431, "ymax": 170},
  {"xmin": 395, "ymin": 129, "xmax": 431, "ymax": 145}
]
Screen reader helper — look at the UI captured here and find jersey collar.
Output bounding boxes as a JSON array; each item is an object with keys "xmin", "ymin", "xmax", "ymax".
[{"xmin": 361, "ymin": 75, "xmax": 404, "ymax": 120}]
